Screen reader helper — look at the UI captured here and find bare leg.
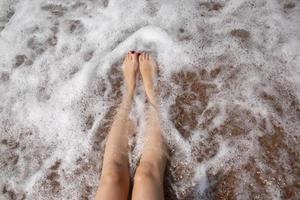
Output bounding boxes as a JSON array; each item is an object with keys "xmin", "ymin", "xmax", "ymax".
[
  {"xmin": 95, "ymin": 52, "xmax": 139, "ymax": 200},
  {"xmin": 132, "ymin": 53, "xmax": 168, "ymax": 200}
]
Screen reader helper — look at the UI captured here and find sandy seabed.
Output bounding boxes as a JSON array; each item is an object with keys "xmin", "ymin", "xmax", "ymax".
[{"xmin": 1, "ymin": 0, "xmax": 300, "ymax": 199}]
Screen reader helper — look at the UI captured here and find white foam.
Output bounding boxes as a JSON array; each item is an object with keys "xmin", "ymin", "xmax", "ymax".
[{"xmin": 1, "ymin": 0, "xmax": 300, "ymax": 199}]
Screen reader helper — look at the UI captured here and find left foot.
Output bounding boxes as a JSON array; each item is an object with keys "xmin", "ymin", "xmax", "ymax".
[{"xmin": 123, "ymin": 51, "xmax": 139, "ymax": 95}]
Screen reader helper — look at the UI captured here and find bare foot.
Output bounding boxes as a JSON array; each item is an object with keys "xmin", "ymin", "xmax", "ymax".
[
  {"xmin": 139, "ymin": 52, "xmax": 157, "ymax": 105},
  {"xmin": 123, "ymin": 51, "xmax": 139, "ymax": 96}
]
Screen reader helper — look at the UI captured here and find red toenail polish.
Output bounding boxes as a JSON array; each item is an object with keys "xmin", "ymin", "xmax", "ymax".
[{"xmin": 130, "ymin": 51, "xmax": 135, "ymax": 53}]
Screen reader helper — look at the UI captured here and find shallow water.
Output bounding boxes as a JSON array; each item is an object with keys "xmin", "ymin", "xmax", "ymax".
[{"xmin": 1, "ymin": 0, "xmax": 300, "ymax": 199}]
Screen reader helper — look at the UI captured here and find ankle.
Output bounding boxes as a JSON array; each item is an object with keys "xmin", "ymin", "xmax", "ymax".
[
  {"xmin": 120, "ymin": 92, "xmax": 134, "ymax": 108},
  {"xmin": 124, "ymin": 89, "xmax": 134, "ymax": 99},
  {"xmin": 147, "ymin": 96, "xmax": 159, "ymax": 112},
  {"xmin": 145, "ymin": 89, "xmax": 156, "ymax": 104}
]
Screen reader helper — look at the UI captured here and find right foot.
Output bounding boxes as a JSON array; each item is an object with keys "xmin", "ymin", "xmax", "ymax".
[{"xmin": 139, "ymin": 53, "xmax": 157, "ymax": 105}]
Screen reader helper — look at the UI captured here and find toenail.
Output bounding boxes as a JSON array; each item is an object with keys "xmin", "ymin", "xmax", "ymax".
[{"xmin": 130, "ymin": 51, "xmax": 135, "ymax": 53}]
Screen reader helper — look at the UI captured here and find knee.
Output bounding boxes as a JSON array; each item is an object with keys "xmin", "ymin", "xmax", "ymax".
[
  {"xmin": 101, "ymin": 162, "xmax": 127, "ymax": 185},
  {"xmin": 101, "ymin": 170, "xmax": 122, "ymax": 185},
  {"xmin": 134, "ymin": 161, "xmax": 159, "ymax": 184}
]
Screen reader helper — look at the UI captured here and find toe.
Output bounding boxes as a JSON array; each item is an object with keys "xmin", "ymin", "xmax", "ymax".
[
  {"xmin": 148, "ymin": 53, "xmax": 154, "ymax": 61},
  {"xmin": 141, "ymin": 53, "xmax": 144, "ymax": 61},
  {"xmin": 132, "ymin": 52, "xmax": 138, "ymax": 61},
  {"xmin": 125, "ymin": 54, "xmax": 129, "ymax": 62},
  {"xmin": 128, "ymin": 52, "xmax": 132, "ymax": 60}
]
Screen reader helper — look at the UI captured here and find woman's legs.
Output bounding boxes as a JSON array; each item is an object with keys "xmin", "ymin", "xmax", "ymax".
[
  {"xmin": 132, "ymin": 53, "xmax": 168, "ymax": 200},
  {"xmin": 95, "ymin": 52, "xmax": 139, "ymax": 200}
]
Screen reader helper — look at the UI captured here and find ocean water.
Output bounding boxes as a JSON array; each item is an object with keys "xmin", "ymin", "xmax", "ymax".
[{"xmin": 1, "ymin": 0, "xmax": 300, "ymax": 199}]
